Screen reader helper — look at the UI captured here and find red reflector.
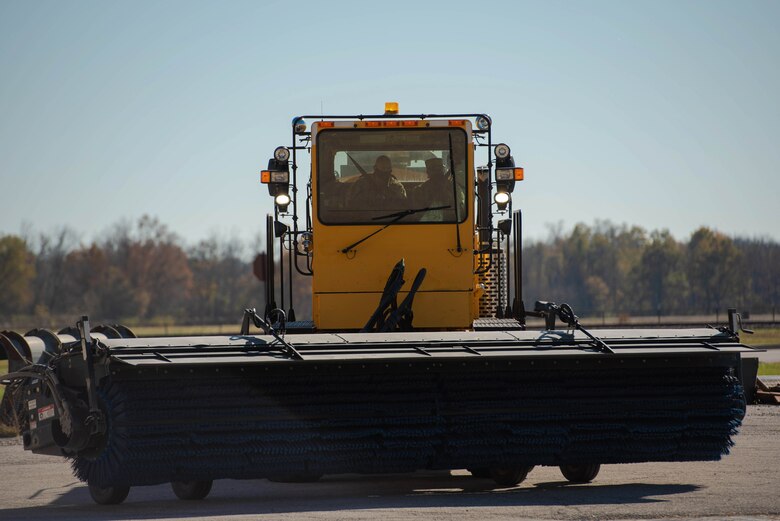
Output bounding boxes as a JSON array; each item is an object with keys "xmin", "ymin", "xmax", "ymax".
[
  {"xmin": 260, "ymin": 170, "xmax": 270, "ymax": 183},
  {"xmin": 366, "ymin": 121, "xmax": 381, "ymax": 127},
  {"xmin": 515, "ymin": 167, "xmax": 524, "ymax": 181},
  {"xmin": 448, "ymin": 120, "xmax": 466, "ymax": 126},
  {"xmin": 384, "ymin": 121, "xmax": 399, "ymax": 127},
  {"xmin": 318, "ymin": 121, "xmax": 335, "ymax": 128},
  {"xmin": 401, "ymin": 120, "xmax": 418, "ymax": 127}
]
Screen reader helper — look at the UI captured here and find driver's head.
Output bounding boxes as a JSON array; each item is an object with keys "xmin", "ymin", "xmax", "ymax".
[
  {"xmin": 374, "ymin": 155, "xmax": 392, "ymax": 176},
  {"xmin": 425, "ymin": 158, "xmax": 445, "ymax": 178}
]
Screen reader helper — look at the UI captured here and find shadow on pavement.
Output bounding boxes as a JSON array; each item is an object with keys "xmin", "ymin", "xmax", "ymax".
[{"xmin": 0, "ymin": 472, "xmax": 700, "ymax": 520}]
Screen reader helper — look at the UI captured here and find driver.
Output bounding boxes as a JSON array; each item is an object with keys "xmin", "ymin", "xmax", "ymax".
[
  {"xmin": 411, "ymin": 157, "xmax": 464, "ymax": 221},
  {"xmin": 348, "ymin": 155, "xmax": 407, "ymax": 217}
]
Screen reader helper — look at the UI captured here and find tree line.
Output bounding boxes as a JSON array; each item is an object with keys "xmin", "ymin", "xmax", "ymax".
[
  {"xmin": 0, "ymin": 216, "xmax": 294, "ymax": 329},
  {"xmin": 0, "ymin": 216, "xmax": 778, "ymax": 328},
  {"xmin": 522, "ymin": 220, "xmax": 779, "ymax": 317}
]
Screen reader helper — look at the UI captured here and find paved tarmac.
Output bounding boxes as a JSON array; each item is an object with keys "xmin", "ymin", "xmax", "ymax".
[{"xmin": 0, "ymin": 406, "xmax": 778, "ymax": 521}]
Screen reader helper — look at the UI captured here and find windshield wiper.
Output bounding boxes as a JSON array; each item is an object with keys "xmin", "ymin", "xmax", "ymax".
[
  {"xmin": 340, "ymin": 206, "xmax": 451, "ymax": 254},
  {"xmin": 448, "ymin": 133, "xmax": 463, "ymax": 252},
  {"xmin": 372, "ymin": 205, "xmax": 451, "ymax": 221},
  {"xmin": 346, "ymin": 153, "xmax": 368, "ymax": 175}
]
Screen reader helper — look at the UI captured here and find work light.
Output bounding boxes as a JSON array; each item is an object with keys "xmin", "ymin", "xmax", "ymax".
[
  {"xmin": 274, "ymin": 146, "xmax": 290, "ymax": 162},
  {"xmin": 494, "ymin": 190, "xmax": 510, "ymax": 211},
  {"xmin": 275, "ymin": 193, "xmax": 291, "ymax": 212},
  {"xmin": 494, "ymin": 143, "xmax": 510, "ymax": 159}
]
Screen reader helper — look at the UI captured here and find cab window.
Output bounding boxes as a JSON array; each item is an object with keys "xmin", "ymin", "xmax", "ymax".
[{"xmin": 317, "ymin": 128, "xmax": 468, "ymax": 224}]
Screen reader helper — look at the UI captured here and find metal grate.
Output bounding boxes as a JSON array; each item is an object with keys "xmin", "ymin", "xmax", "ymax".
[{"xmin": 478, "ymin": 250, "xmax": 507, "ymax": 318}]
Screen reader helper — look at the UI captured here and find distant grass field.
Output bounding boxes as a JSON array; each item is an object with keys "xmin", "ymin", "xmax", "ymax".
[
  {"xmin": 759, "ymin": 362, "xmax": 780, "ymax": 376},
  {"xmin": 747, "ymin": 328, "xmax": 780, "ymax": 346},
  {"xmin": 130, "ymin": 324, "xmax": 236, "ymax": 337}
]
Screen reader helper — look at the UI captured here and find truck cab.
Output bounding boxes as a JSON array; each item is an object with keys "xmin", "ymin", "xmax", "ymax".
[{"xmin": 260, "ymin": 104, "xmax": 523, "ymax": 331}]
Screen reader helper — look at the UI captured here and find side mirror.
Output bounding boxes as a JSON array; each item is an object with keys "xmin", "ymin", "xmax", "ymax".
[
  {"xmin": 497, "ymin": 219, "xmax": 512, "ymax": 235},
  {"xmin": 273, "ymin": 220, "xmax": 288, "ymax": 238}
]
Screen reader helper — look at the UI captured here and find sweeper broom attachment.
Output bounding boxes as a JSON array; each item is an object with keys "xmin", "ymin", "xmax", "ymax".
[{"xmin": 1, "ymin": 314, "xmax": 753, "ymax": 504}]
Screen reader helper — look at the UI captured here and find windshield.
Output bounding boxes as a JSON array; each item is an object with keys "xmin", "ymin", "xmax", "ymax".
[{"xmin": 316, "ymin": 128, "xmax": 468, "ymax": 224}]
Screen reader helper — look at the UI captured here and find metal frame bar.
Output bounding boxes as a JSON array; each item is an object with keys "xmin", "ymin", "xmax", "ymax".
[
  {"xmin": 281, "ymin": 113, "xmax": 497, "ymax": 282},
  {"xmin": 106, "ymin": 334, "xmax": 756, "ymax": 365}
]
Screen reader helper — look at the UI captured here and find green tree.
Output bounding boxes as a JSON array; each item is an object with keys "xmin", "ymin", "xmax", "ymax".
[
  {"xmin": 584, "ymin": 275, "xmax": 610, "ymax": 315},
  {"xmin": 733, "ymin": 238, "xmax": 780, "ymax": 314},
  {"xmin": 633, "ymin": 230, "xmax": 687, "ymax": 314},
  {"xmin": 687, "ymin": 227, "xmax": 741, "ymax": 313},
  {"xmin": 32, "ymin": 227, "xmax": 78, "ymax": 315},
  {"xmin": 560, "ymin": 223, "xmax": 591, "ymax": 310},
  {"xmin": 0, "ymin": 235, "xmax": 36, "ymax": 315},
  {"xmin": 188, "ymin": 235, "xmax": 258, "ymax": 322}
]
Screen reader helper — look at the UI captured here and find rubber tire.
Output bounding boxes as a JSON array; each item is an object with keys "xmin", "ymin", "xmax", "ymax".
[
  {"xmin": 268, "ymin": 473, "xmax": 323, "ymax": 483},
  {"xmin": 490, "ymin": 466, "xmax": 534, "ymax": 487},
  {"xmin": 560, "ymin": 464, "xmax": 600, "ymax": 483},
  {"xmin": 88, "ymin": 482, "xmax": 130, "ymax": 505},
  {"xmin": 171, "ymin": 480, "xmax": 213, "ymax": 500},
  {"xmin": 467, "ymin": 468, "xmax": 491, "ymax": 479}
]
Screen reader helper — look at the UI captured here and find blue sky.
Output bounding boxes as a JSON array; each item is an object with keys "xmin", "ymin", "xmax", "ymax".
[{"xmin": 1, "ymin": 0, "xmax": 778, "ymax": 247}]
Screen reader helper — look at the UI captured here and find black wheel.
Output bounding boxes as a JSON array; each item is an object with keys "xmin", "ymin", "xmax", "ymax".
[
  {"xmin": 171, "ymin": 480, "xmax": 213, "ymax": 500},
  {"xmin": 88, "ymin": 482, "xmax": 130, "ymax": 505},
  {"xmin": 490, "ymin": 466, "xmax": 534, "ymax": 487},
  {"xmin": 268, "ymin": 473, "xmax": 323, "ymax": 483},
  {"xmin": 467, "ymin": 468, "xmax": 491, "ymax": 479},
  {"xmin": 560, "ymin": 463, "xmax": 600, "ymax": 483}
]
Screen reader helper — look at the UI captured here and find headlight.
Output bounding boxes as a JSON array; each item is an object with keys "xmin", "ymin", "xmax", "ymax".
[
  {"xmin": 494, "ymin": 143, "xmax": 510, "ymax": 159},
  {"xmin": 495, "ymin": 168, "xmax": 514, "ymax": 181},
  {"xmin": 475, "ymin": 115, "xmax": 491, "ymax": 131},
  {"xmin": 494, "ymin": 192, "xmax": 510, "ymax": 205},
  {"xmin": 496, "ymin": 167, "xmax": 524, "ymax": 182},
  {"xmin": 274, "ymin": 146, "xmax": 290, "ymax": 162},
  {"xmin": 270, "ymin": 171, "xmax": 289, "ymax": 183},
  {"xmin": 275, "ymin": 193, "xmax": 291, "ymax": 207}
]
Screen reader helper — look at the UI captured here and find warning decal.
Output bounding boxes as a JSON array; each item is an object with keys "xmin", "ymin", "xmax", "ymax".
[{"xmin": 38, "ymin": 404, "xmax": 55, "ymax": 421}]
